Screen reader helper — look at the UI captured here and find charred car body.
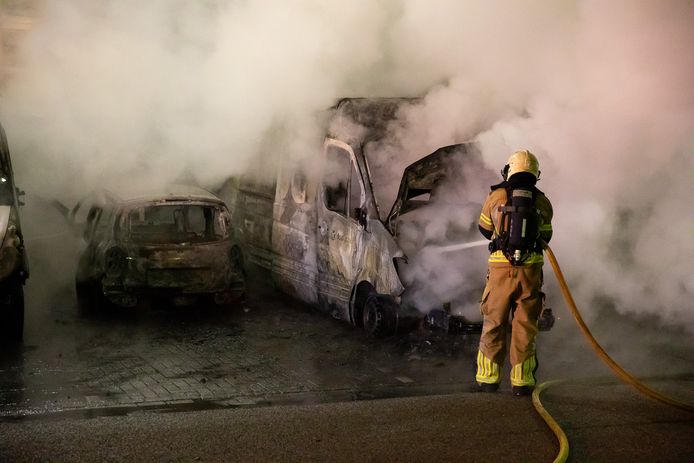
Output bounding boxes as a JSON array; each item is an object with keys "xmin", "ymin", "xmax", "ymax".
[
  {"xmin": 0, "ymin": 123, "xmax": 28, "ymax": 342},
  {"xmin": 225, "ymin": 98, "xmax": 520, "ymax": 336},
  {"xmin": 74, "ymin": 185, "xmax": 245, "ymax": 309}
]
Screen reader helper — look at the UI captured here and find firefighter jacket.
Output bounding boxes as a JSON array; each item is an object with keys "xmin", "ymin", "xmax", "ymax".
[{"xmin": 478, "ymin": 185, "xmax": 553, "ymax": 266}]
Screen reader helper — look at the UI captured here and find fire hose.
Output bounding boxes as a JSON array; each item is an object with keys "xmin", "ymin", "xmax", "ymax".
[{"xmin": 535, "ymin": 243, "xmax": 694, "ymax": 463}]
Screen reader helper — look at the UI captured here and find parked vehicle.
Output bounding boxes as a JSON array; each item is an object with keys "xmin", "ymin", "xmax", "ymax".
[
  {"xmin": 223, "ymin": 98, "xmax": 506, "ymax": 336},
  {"xmin": 0, "ymin": 122, "xmax": 28, "ymax": 342},
  {"xmin": 72, "ymin": 184, "xmax": 245, "ymax": 309}
]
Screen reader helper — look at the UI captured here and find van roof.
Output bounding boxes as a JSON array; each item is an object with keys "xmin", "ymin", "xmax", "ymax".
[
  {"xmin": 106, "ymin": 184, "xmax": 225, "ymax": 206},
  {"xmin": 329, "ymin": 97, "xmax": 422, "ymax": 144}
]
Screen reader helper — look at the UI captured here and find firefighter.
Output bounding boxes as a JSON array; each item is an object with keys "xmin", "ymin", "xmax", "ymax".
[{"xmin": 475, "ymin": 150, "xmax": 553, "ymax": 396}]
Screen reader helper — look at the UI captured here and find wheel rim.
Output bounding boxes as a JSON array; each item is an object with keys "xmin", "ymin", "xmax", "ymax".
[{"xmin": 363, "ymin": 294, "xmax": 388, "ymax": 336}]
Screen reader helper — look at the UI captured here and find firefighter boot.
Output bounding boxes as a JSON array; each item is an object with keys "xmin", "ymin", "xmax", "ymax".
[
  {"xmin": 510, "ymin": 355, "xmax": 538, "ymax": 397},
  {"xmin": 475, "ymin": 351, "xmax": 501, "ymax": 392},
  {"xmin": 512, "ymin": 386, "xmax": 534, "ymax": 396}
]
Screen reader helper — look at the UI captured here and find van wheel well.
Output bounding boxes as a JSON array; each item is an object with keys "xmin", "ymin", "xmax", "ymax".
[{"xmin": 352, "ymin": 282, "xmax": 399, "ymax": 337}]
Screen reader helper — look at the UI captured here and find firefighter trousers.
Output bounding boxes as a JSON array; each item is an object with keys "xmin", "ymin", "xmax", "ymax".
[{"xmin": 476, "ymin": 264, "xmax": 543, "ymax": 387}]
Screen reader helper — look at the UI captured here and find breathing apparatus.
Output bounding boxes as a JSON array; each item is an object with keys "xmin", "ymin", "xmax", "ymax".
[{"xmin": 493, "ymin": 150, "xmax": 543, "ymax": 266}]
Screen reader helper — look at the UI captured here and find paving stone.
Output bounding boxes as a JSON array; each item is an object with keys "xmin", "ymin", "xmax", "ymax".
[{"xmin": 0, "ymin": 293, "xmax": 489, "ymax": 416}]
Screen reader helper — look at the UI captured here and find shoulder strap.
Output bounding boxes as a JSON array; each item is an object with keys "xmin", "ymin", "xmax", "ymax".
[{"xmin": 489, "ymin": 180, "xmax": 508, "ymax": 191}]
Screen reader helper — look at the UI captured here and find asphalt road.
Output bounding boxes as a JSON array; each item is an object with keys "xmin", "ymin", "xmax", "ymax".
[{"xmin": 1, "ymin": 382, "xmax": 692, "ymax": 462}]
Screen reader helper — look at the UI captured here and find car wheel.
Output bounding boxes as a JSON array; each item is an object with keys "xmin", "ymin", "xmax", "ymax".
[
  {"xmin": 362, "ymin": 292, "xmax": 398, "ymax": 338},
  {"xmin": 0, "ymin": 280, "xmax": 24, "ymax": 343}
]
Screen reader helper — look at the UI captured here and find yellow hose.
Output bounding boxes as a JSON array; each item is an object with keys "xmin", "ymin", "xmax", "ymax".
[
  {"xmin": 532, "ymin": 380, "xmax": 569, "ymax": 463},
  {"xmin": 543, "ymin": 244, "xmax": 694, "ymax": 413},
  {"xmin": 532, "ymin": 244, "xmax": 694, "ymax": 463}
]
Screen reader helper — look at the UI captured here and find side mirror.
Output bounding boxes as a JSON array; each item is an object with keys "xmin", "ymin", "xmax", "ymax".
[{"xmin": 15, "ymin": 187, "xmax": 25, "ymax": 207}]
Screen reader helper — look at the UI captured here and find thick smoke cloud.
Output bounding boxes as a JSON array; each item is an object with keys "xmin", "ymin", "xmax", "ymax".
[
  {"xmin": 1, "ymin": 0, "xmax": 692, "ymax": 333},
  {"xmin": 0, "ymin": 0, "xmax": 394, "ymax": 199}
]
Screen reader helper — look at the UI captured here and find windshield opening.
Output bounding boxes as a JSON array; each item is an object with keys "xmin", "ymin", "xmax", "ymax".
[{"xmin": 124, "ymin": 204, "xmax": 229, "ymax": 244}]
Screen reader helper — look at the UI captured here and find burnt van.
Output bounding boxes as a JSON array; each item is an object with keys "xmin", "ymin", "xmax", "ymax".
[
  {"xmin": 0, "ymin": 123, "xmax": 28, "ymax": 343},
  {"xmin": 224, "ymin": 98, "xmax": 517, "ymax": 336},
  {"xmin": 72, "ymin": 184, "xmax": 245, "ymax": 309}
]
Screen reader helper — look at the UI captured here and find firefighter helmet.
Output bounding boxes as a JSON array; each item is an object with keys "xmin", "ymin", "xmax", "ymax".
[{"xmin": 502, "ymin": 150, "xmax": 540, "ymax": 180}]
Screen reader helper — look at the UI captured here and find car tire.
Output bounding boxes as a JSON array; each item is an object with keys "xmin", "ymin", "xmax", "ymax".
[
  {"xmin": 0, "ymin": 280, "xmax": 24, "ymax": 343},
  {"xmin": 362, "ymin": 292, "xmax": 398, "ymax": 338}
]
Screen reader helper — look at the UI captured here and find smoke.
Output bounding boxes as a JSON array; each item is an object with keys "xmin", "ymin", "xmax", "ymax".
[
  {"xmin": 0, "ymin": 0, "xmax": 395, "ymax": 199},
  {"xmin": 471, "ymin": 1, "xmax": 694, "ymax": 334},
  {"xmin": 387, "ymin": 148, "xmax": 496, "ymax": 320},
  {"xmin": 1, "ymin": 0, "xmax": 693, "ymax": 337}
]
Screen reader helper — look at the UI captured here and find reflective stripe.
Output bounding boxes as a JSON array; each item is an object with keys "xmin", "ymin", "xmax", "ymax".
[
  {"xmin": 479, "ymin": 213, "xmax": 492, "ymax": 226},
  {"xmin": 476, "ymin": 351, "xmax": 500, "ymax": 384},
  {"xmin": 488, "ymin": 250, "xmax": 544, "ymax": 265},
  {"xmin": 510, "ymin": 356, "xmax": 537, "ymax": 386},
  {"xmin": 539, "ymin": 224, "xmax": 552, "ymax": 231}
]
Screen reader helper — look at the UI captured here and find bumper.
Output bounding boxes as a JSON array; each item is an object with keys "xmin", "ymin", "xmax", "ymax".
[
  {"xmin": 425, "ymin": 309, "xmax": 483, "ymax": 334},
  {"xmin": 103, "ymin": 277, "xmax": 245, "ymax": 307}
]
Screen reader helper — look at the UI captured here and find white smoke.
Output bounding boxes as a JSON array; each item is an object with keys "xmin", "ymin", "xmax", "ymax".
[
  {"xmin": 0, "ymin": 0, "xmax": 692, "ymax": 333},
  {"xmin": 471, "ymin": 1, "xmax": 694, "ymax": 331}
]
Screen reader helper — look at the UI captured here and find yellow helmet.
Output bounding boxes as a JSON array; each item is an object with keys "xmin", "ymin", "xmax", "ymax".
[{"xmin": 503, "ymin": 149, "xmax": 540, "ymax": 180}]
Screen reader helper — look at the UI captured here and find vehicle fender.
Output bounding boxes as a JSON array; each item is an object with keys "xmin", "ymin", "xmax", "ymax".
[{"xmin": 354, "ymin": 219, "xmax": 404, "ymax": 298}]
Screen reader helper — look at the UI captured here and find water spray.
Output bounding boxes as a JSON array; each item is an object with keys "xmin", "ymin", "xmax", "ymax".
[{"xmin": 433, "ymin": 240, "xmax": 489, "ymax": 253}]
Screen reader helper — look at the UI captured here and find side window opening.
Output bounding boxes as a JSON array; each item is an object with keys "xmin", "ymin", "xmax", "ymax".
[
  {"xmin": 291, "ymin": 170, "xmax": 307, "ymax": 204},
  {"xmin": 323, "ymin": 145, "xmax": 351, "ymax": 216},
  {"xmin": 349, "ymin": 160, "xmax": 363, "ymax": 220}
]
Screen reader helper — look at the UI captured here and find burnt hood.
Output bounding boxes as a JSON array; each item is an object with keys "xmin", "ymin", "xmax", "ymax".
[{"xmin": 385, "ymin": 143, "xmax": 476, "ymax": 233}]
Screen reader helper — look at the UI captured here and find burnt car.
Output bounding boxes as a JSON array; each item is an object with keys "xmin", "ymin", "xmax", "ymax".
[
  {"xmin": 0, "ymin": 123, "xmax": 28, "ymax": 342},
  {"xmin": 73, "ymin": 185, "xmax": 245, "ymax": 309}
]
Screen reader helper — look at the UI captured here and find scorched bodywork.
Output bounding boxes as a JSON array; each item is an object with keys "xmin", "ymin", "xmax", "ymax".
[
  {"xmin": 73, "ymin": 185, "xmax": 245, "ymax": 309},
  {"xmin": 226, "ymin": 98, "xmax": 498, "ymax": 336}
]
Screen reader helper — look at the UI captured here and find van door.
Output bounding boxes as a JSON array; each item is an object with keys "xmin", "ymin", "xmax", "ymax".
[{"xmin": 316, "ymin": 139, "xmax": 365, "ymax": 316}]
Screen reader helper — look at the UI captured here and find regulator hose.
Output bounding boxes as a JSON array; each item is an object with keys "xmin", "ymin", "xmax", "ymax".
[{"xmin": 532, "ymin": 244, "xmax": 694, "ymax": 463}]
